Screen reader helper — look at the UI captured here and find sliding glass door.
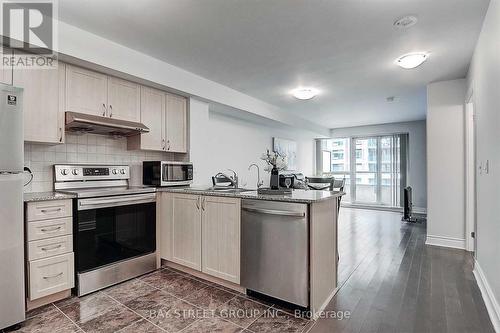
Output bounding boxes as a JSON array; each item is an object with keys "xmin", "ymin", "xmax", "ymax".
[
  {"xmin": 319, "ymin": 134, "xmax": 406, "ymax": 207},
  {"xmin": 352, "ymin": 136, "xmax": 401, "ymax": 206}
]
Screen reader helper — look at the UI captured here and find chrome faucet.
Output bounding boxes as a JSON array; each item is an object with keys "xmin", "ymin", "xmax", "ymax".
[{"xmin": 248, "ymin": 163, "xmax": 264, "ymax": 188}]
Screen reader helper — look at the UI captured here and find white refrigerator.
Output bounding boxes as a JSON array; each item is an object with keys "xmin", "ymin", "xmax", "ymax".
[{"xmin": 0, "ymin": 83, "xmax": 25, "ymax": 329}]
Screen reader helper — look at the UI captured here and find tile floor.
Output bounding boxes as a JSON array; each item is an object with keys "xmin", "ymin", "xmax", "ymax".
[{"xmin": 6, "ymin": 267, "xmax": 313, "ymax": 333}]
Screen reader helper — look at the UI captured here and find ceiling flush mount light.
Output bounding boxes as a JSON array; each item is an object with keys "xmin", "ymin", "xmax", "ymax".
[
  {"xmin": 291, "ymin": 87, "xmax": 319, "ymax": 100},
  {"xmin": 396, "ymin": 52, "xmax": 429, "ymax": 69},
  {"xmin": 393, "ymin": 15, "xmax": 418, "ymax": 29}
]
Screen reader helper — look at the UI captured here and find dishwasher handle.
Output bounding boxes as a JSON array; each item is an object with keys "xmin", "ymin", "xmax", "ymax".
[{"xmin": 242, "ymin": 207, "xmax": 305, "ymax": 217}]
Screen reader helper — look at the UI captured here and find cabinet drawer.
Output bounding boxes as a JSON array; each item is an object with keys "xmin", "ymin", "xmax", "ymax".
[
  {"xmin": 28, "ymin": 235, "xmax": 73, "ymax": 261},
  {"xmin": 29, "ymin": 253, "xmax": 74, "ymax": 300},
  {"xmin": 27, "ymin": 200, "xmax": 72, "ymax": 221},
  {"xmin": 27, "ymin": 217, "xmax": 72, "ymax": 241}
]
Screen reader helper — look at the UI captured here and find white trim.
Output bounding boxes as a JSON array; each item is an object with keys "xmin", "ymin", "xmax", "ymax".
[
  {"xmin": 464, "ymin": 101, "xmax": 476, "ymax": 252},
  {"xmin": 473, "ymin": 260, "xmax": 500, "ymax": 332},
  {"xmin": 425, "ymin": 235, "xmax": 466, "ymax": 250},
  {"xmin": 413, "ymin": 206, "xmax": 427, "ymax": 214}
]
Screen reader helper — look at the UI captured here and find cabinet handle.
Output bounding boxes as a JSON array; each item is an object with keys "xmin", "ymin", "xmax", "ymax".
[
  {"xmin": 43, "ymin": 272, "xmax": 63, "ymax": 279},
  {"xmin": 162, "ymin": 139, "xmax": 166, "ymax": 150},
  {"xmin": 41, "ymin": 208, "xmax": 62, "ymax": 214},
  {"xmin": 102, "ymin": 103, "xmax": 107, "ymax": 116},
  {"xmin": 196, "ymin": 196, "xmax": 200, "ymax": 210},
  {"xmin": 40, "ymin": 226, "xmax": 62, "ymax": 233},
  {"xmin": 41, "ymin": 244, "xmax": 62, "ymax": 252},
  {"xmin": 201, "ymin": 197, "xmax": 206, "ymax": 211},
  {"xmin": 58, "ymin": 127, "xmax": 63, "ymax": 143},
  {"xmin": 167, "ymin": 140, "xmax": 171, "ymax": 151},
  {"xmin": 109, "ymin": 105, "xmax": 113, "ymax": 117}
]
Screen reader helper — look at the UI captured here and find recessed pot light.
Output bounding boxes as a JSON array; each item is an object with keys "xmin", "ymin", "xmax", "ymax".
[
  {"xmin": 396, "ymin": 52, "xmax": 429, "ymax": 69},
  {"xmin": 291, "ymin": 87, "xmax": 319, "ymax": 100}
]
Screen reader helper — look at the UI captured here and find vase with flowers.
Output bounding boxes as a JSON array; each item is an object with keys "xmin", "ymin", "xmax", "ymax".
[{"xmin": 261, "ymin": 150, "xmax": 288, "ymax": 189}]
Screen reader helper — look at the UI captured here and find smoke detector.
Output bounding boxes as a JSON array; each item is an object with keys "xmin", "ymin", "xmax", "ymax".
[{"xmin": 394, "ymin": 16, "xmax": 418, "ymax": 29}]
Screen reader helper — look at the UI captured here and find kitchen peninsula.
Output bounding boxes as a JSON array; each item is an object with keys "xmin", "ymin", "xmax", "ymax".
[{"xmin": 156, "ymin": 187, "xmax": 344, "ymax": 319}]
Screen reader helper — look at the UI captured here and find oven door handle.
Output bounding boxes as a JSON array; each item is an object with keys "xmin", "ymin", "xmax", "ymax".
[{"xmin": 78, "ymin": 193, "xmax": 156, "ymax": 210}]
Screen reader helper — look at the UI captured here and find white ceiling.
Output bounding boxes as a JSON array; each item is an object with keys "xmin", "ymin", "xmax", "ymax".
[{"xmin": 58, "ymin": 0, "xmax": 489, "ymax": 129}]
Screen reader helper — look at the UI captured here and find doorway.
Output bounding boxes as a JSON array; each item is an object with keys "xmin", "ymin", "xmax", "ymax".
[{"xmin": 465, "ymin": 92, "xmax": 477, "ymax": 254}]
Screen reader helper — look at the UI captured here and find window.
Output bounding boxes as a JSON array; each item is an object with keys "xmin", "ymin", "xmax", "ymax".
[
  {"xmin": 317, "ymin": 134, "xmax": 408, "ymax": 207},
  {"xmin": 356, "ymin": 149, "xmax": 362, "ymax": 159}
]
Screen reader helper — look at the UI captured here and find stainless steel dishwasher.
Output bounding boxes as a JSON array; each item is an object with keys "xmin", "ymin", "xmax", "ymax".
[{"xmin": 241, "ymin": 199, "xmax": 309, "ymax": 307}]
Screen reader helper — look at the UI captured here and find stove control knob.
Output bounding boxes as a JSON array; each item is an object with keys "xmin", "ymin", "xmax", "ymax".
[
  {"xmin": 112, "ymin": 169, "xmax": 118, "ymax": 175},
  {"xmin": 72, "ymin": 169, "xmax": 79, "ymax": 176},
  {"xmin": 120, "ymin": 169, "xmax": 125, "ymax": 175},
  {"xmin": 61, "ymin": 169, "xmax": 69, "ymax": 176}
]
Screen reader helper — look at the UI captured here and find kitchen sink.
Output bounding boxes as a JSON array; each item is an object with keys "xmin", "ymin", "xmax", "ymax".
[
  {"xmin": 211, "ymin": 188, "xmax": 254, "ymax": 193},
  {"xmin": 183, "ymin": 187, "xmax": 254, "ymax": 194}
]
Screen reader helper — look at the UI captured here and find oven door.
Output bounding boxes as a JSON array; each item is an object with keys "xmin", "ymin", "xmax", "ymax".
[
  {"xmin": 161, "ymin": 163, "xmax": 193, "ymax": 185},
  {"xmin": 76, "ymin": 193, "xmax": 156, "ymax": 273}
]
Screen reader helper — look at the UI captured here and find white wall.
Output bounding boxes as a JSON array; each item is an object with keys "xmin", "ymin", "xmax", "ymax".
[
  {"xmin": 330, "ymin": 121, "xmax": 427, "ymax": 209},
  {"xmin": 56, "ymin": 20, "xmax": 329, "ymax": 136},
  {"xmin": 426, "ymin": 79, "xmax": 466, "ymax": 249},
  {"xmin": 190, "ymin": 99, "xmax": 316, "ymax": 188},
  {"xmin": 467, "ymin": 0, "xmax": 500, "ymax": 329}
]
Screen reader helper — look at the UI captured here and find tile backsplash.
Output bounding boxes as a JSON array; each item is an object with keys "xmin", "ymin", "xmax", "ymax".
[{"xmin": 24, "ymin": 134, "xmax": 174, "ymax": 192}]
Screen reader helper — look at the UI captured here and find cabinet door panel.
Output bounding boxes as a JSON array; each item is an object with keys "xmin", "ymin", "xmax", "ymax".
[
  {"xmin": 165, "ymin": 93, "xmax": 187, "ymax": 153},
  {"xmin": 0, "ymin": 47, "xmax": 13, "ymax": 84},
  {"xmin": 65, "ymin": 65, "xmax": 107, "ymax": 116},
  {"xmin": 171, "ymin": 193, "xmax": 201, "ymax": 270},
  {"xmin": 14, "ymin": 59, "xmax": 63, "ymax": 143},
  {"xmin": 108, "ymin": 77, "xmax": 140, "ymax": 121},
  {"xmin": 202, "ymin": 196, "xmax": 240, "ymax": 283},
  {"xmin": 140, "ymin": 86, "xmax": 164, "ymax": 151}
]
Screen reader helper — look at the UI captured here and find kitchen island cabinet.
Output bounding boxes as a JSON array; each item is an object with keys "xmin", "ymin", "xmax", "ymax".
[{"xmin": 157, "ymin": 187, "xmax": 343, "ymax": 319}]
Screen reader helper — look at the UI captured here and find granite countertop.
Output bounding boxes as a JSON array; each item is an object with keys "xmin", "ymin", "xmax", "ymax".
[
  {"xmin": 24, "ymin": 191, "xmax": 77, "ymax": 202},
  {"xmin": 157, "ymin": 186, "xmax": 344, "ymax": 204}
]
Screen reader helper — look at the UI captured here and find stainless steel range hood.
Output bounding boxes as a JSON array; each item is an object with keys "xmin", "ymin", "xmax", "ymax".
[{"xmin": 65, "ymin": 112, "xmax": 149, "ymax": 137}]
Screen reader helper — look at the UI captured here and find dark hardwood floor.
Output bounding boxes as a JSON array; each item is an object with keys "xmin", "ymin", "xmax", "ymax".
[{"xmin": 309, "ymin": 208, "xmax": 495, "ymax": 333}]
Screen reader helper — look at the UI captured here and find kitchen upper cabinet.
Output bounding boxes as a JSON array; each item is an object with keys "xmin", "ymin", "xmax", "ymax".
[
  {"xmin": 169, "ymin": 193, "xmax": 202, "ymax": 270},
  {"xmin": 201, "ymin": 196, "xmax": 241, "ymax": 284},
  {"xmin": 165, "ymin": 93, "xmax": 187, "ymax": 153},
  {"xmin": 107, "ymin": 77, "xmax": 140, "ymax": 121},
  {"xmin": 128, "ymin": 86, "xmax": 165, "ymax": 151},
  {"xmin": 65, "ymin": 65, "xmax": 107, "ymax": 117},
  {"xmin": 0, "ymin": 47, "xmax": 13, "ymax": 85},
  {"xmin": 14, "ymin": 57, "xmax": 64, "ymax": 144}
]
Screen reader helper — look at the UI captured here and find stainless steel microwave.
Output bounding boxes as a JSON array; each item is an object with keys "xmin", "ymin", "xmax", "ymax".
[{"xmin": 143, "ymin": 161, "xmax": 193, "ymax": 186}]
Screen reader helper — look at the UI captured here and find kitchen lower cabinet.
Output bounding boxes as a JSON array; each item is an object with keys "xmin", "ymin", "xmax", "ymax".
[
  {"xmin": 14, "ymin": 58, "xmax": 65, "ymax": 144},
  {"xmin": 201, "ymin": 196, "xmax": 241, "ymax": 284},
  {"xmin": 165, "ymin": 193, "xmax": 202, "ymax": 270},
  {"xmin": 25, "ymin": 199, "xmax": 75, "ymax": 309},
  {"xmin": 160, "ymin": 193, "xmax": 240, "ymax": 283}
]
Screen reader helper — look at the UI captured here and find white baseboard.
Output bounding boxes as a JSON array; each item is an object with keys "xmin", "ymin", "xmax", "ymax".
[
  {"xmin": 473, "ymin": 260, "xmax": 500, "ymax": 332},
  {"xmin": 425, "ymin": 235, "xmax": 466, "ymax": 250}
]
